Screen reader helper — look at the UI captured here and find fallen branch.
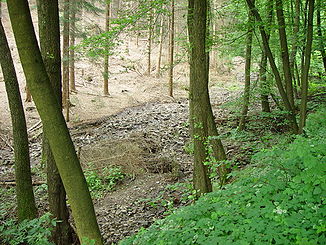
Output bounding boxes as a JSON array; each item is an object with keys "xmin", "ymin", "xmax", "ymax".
[
  {"xmin": 27, "ymin": 120, "xmax": 42, "ymax": 133},
  {"xmin": 0, "ymin": 135, "xmax": 14, "ymax": 151},
  {"xmin": 0, "ymin": 180, "xmax": 46, "ymax": 186}
]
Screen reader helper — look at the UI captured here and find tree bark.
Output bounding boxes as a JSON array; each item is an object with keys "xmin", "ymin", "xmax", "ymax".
[
  {"xmin": 103, "ymin": 0, "xmax": 110, "ymax": 95},
  {"xmin": 238, "ymin": 1, "xmax": 254, "ymax": 130},
  {"xmin": 245, "ymin": 0, "xmax": 299, "ymax": 134},
  {"xmin": 299, "ymin": 0, "xmax": 315, "ymax": 133},
  {"xmin": 7, "ymin": 0, "xmax": 103, "ymax": 243},
  {"xmin": 168, "ymin": 0, "xmax": 175, "ymax": 97},
  {"xmin": 147, "ymin": 8, "xmax": 153, "ymax": 76},
  {"xmin": 0, "ymin": 20, "xmax": 37, "ymax": 222},
  {"xmin": 62, "ymin": 0, "xmax": 70, "ymax": 121},
  {"xmin": 276, "ymin": 0, "xmax": 295, "ymax": 110},
  {"xmin": 69, "ymin": 0, "xmax": 76, "ymax": 93},
  {"xmin": 156, "ymin": 16, "xmax": 164, "ymax": 77},
  {"xmin": 36, "ymin": 0, "xmax": 74, "ymax": 243},
  {"xmin": 316, "ymin": 0, "xmax": 326, "ymax": 73},
  {"xmin": 188, "ymin": 0, "xmax": 212, "ymax": 195}
]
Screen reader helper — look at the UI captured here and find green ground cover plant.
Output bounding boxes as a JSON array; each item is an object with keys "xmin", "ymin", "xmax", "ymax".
[{"xmin": 121, "ymin": 107, "xmax": 326, "ymax": 245}]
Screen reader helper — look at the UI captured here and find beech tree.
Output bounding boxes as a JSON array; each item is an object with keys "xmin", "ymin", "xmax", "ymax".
[
  {"xmin": 36, "ymin": 0, "xmax": 74, "ymax": 243},
  {"xmin": 188, "ymin": 0, "xmax": 227, "ymax": 194},
  {"xmin": 7, "ymin": 0, "xmax": 103, "ymax": 243},
  {"xmin": 0, "ymin": 18, "xmax": 37, "ymax": 222}
]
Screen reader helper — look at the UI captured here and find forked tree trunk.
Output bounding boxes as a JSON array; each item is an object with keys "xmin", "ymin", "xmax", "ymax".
[
  {"xmin": 62, "ymin": 0, "xmax": 70, "ymax": 121},
  {"xmin": 299, "ymin": 0, "xmax": 315, "ymax": 133},
  {"xmin": 276, "ymin": 0, "xmax": 295, "ymax": 110},
  {"xmin": 69, "ymin": 0, "xmax": 76, "ymax": 92},
  {"xmin": 245, "ymin": 0, "xmax": 299, "ymax": 134},
  {"xmin": 0, "ymin": 20, "xmax": 37, "ymax": 222},
  {"xmin": 168, "ymin": 0, "xmax": 175, "ymax": 97},
  {"xmin": 7, "ymin": 1, "xmax": 103, "ymax": 243},
  {"xmin": 36, "ymin": 0, "xmax": 74, "ymax": 243},
  {"xmin": 103, "ymin": 0, "xmax": 110, "ymax": 95},
  {"xmin": 259, "ymin": 0, "xmax": 272, "ymax": 113},
  {"xmin": 238, "ymin": 1, "xmax": 254, "ymax": 130}
]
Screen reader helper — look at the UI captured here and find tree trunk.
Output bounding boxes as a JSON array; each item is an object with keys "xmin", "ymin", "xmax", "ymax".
[
  {"xmin": 289, "ymin": 0, "xmax": 300, "ymax": 97},
  {"xmin": 238, "ymin": 1, "xmax": 254, "ymax": 130},
  {"xmin": 316, "ymin": 0, "xmax": 326, "ymax": 73},
  {"xmin": 276, "ymin": 0, "xmax": 295, "ymax": 110},
  {"xmin": 147, "ymin": 8, "xmax": 153, "ymax": 76},
  {"xmin": 7, "ymin": 1, "xmax": 103, "ymax": 243},
  {"xmin": 168, "ymin": 0, "xmax": 175, "ymax": 97},
  {"xmin": 36, "ymin": 0, "xmax": 74, "ymax": 243},
  {"xmin": 0, "ymin": 20, "xmax": 37, "ymax": 222},
  {"xmin": 103, "ymin": 0, "xmax": 110, "ymax": 95},
  {"xmin": 188, "ymin": 0, "xmax": 212, "ymax": 195},
  {"xmin": 245, "ymin": 0, "xmax": 299, "ymax": 134},
  {"xmin": 69, "ymin": 0, "xmax": 76, "ymax": 93},
  {"xmin": 299, "ymin": 0, "xmax": 315, "ymax": 133},
  {"xmin": 62, "ymin": 0, "xmax": 70, "ymax": 121},
  {"xmin": 156, "ymin": 16, "xmax": 164, "ymax": 77}
]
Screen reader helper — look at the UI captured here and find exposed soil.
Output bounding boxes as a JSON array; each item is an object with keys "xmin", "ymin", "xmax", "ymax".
[{"xmin": 0, "ymin": 2, "xmax": 245, "ymax": 244}]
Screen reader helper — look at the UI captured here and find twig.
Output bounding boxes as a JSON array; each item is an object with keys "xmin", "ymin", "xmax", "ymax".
[
  {"xmin": 0, "ymin": 135, "xmax": 14, "ymax": 151},
  {"xmin": 27, "ymin": 120, "xmax": 42, "ymax": 133},
  {"xmin": 0, "ymin": 180, "xmax": 46, "ymax": 186}
]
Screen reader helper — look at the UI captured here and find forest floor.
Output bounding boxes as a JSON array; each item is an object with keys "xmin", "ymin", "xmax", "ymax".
[{"xmin": 0, "ymin": 2, "xmax": 249, "ymax": 244}]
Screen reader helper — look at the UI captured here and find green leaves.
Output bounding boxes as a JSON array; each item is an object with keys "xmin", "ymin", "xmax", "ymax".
[{"xmin": 120, "ymin": 108, "xmax": 326, "ymax": 245}]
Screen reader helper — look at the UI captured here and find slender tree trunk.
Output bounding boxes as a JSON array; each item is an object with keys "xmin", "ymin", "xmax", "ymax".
[
  {"xmin": 299, "ymin": 0, "xmax": 315, "ymax": 133},
  {"xmin": 36, "ymin": 0, "xmax": 74, "ymax": 243},
  {"xmin": 316, "ymin": 0, "xmax": 326, "ymax": 73},
  {"xmin": 156, "ymin": 16, "xmax": 164, "ymax": 77},
  {"xmin": 289, "ymin": 0, "xmax": 300, "ymax": 97},
  {"xmin": 259, "ymin": 0, "xmax": 273, "ymax": 113},
  {"xmin": 103, "ymin": 0, "xmax": 110, "ymax": 95},
  {"xmin": 0, "ymin": 20, "xmax": 37, "ymax": 222},
  {"xmin": 147, "ymin": 8, "xmax": 153, "ymax": 76},
  {"xmin": 188, "ymin": 0, "xmax": 213, "ymax": 195},
  {"xmin": 168, "ymin": 0, "xmax": 175, "ymax": 97},
  {"xmin": 245, "ymin": 0, "xmax": 299, "ymax": 134},
  {"xmin": 276, "ymin": 0, "xmax": 295, "ymax": 110},
  {"xmin": 69, "ymin": 0, "xmax": 76, "ymax": 93},
  {"xmin": 239, "ymin": 1, "xmax": 254, "ymax": 130},
  {"xmin": 7, "ymin": 1, "xmax": 103, "ymax": 243},
  {"xmin": 62, "ymin": 0, "xmax": 70, "ymax": 121}
]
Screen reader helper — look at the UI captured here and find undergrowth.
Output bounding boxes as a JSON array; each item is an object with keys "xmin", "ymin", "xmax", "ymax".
[{"xmin": 121, "ymin": 107, "xmax": 326, "ymax": 245}]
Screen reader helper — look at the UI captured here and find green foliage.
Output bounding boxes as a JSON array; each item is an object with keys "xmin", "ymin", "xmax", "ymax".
[
  {"xmin": 85, "ymin": 163, "xmax": 125, "ymax": 197},
  {"xmin": 0, "ymin": 213, "xmax": 56, "ymax": 245},
  {"xmin": 120, "ymin": 108, "xmax": 326, "ymax": 245}
]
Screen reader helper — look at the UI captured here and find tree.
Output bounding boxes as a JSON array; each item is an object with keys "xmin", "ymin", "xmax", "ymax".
[
  {"xmin": 276, "ymin": 0, "xmax": 295, "ymax": 110},
  {"xmin": 0, "ymin": 19, "xmax": 37, "ymax": 222},
  {"xmin": 168, "ymin": 0, "xmax": 175, "ymax": 97},
  {"xmin": 316, "ymin": 0, "xmax": 326, "ymax": 73},
  {"xmin": 7, "ymin": 0, "xmax": 103, "ymax": 243},
  {"xmin": 36, "ymin": 0, "xmax": 74, "ymax": 243},
  {"xmin": 238, "ymin": 0, "xmax": 255, "ymax": 130},
  {"xmin": 245, "ymin": 0, "xmax": 299, "ymax": 134},
  {"xmin": 299, "ymin": 0, "xmax": 315, "ymax": 133},
  {"xmin": 188, "ymin": 0, "xmax": 212, "ymax": 194},
  {"xmin": 156, "ymin": 15, "xmax": 164, "ymax": 77},
  {"xmin": 103, "ymin": 0, "xmax": 111, "ymax": 95},
  {"xmin": 70, "ymin": 0, "xmax": 77, "ymax": 93},
  {"xmin": 62, "ymin": 0, "xmax": 70, "ymax": 121}
]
